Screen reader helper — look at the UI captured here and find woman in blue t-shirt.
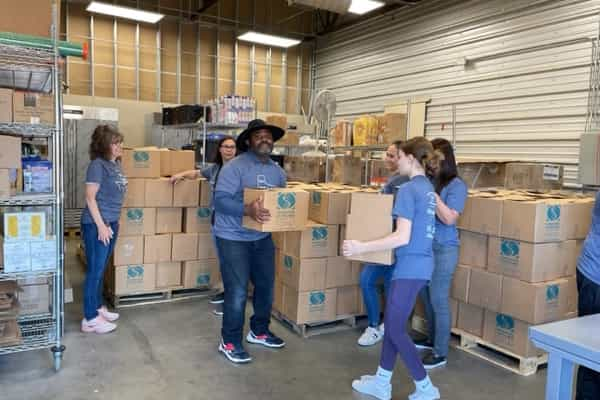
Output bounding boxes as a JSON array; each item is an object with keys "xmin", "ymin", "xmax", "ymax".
[
  {"xmin": 414, "ymin": 138, "xmax": 467, "ymax": 370},
  {"xmin": 170, "ymin": 136, "xmax": 237, "ymax": 313},
  {"xmin": 344, "ymin": 137, "xmax": 442, "ymax": 400},
  {"xmin": 80, "ymin": 125, "xmax": 127, "ymax": 334}
]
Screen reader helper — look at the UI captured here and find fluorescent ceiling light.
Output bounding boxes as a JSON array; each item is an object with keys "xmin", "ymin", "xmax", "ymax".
[
  {"xmin": 86, "ymin": 1, "xmax": 164, "ymax": 23},
  {"xmin": 348, "ymin": 0, "xmax": 385, "ymax": 15},
  {"xmin": 237, "ymin": 31, "xmax": 301, "ymax": 48}
]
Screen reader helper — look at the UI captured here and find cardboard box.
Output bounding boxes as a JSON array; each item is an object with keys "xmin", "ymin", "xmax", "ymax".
[
  {"xmin": 156, "ymin": 262, "xmax": 182, "ymax": 288},
  {"xmin": 284, "ymin": 156, "xmax": 326, "ymax": 183},
  {"xmin": 483, "ymin": 311, "xmax": 542, "ymax": 358},
  {"xmin": 579, "ymin": 133, "xmax": 600, "ymax": 185},
  {"xmin": 501, "ymin": 277, "xmax": 571, "ymax": 324},
  {"xmin": 119, "ymin": 208, "xmax": 156, "ymax": 236},
  {"xmin": 501, "ymin": 198, "xmax": 566, "ymax": 243},
  {"xmin": 309, "ymin": 190, "xmax": 353, "ymax": 225},
  {"xmin": 243, "ymin": 188, "xmax": 309, "ymax": 232},
  {"xmin": 114, "ymin": 236, "xmax": 144, "ymax": 266},
  {"xmin": 331, "ymin": 155, "xmax": 364, "ymax": 186},
  {"xmin": 272, "ymin": 232, "xmax": 285, "ymax": 250},
  {"xmin": 0, "ymin": 89, "xmax": 13, "ymax": 123},
  {"xmin": 144, "ymin": 178, "xmax": 173, "ymax": 207},
  {"xmin": 3, "ymin": 212, "xmax": 45, "ymax": 242},
  {"xmin": 0, "ymin": 0, "xmax": 58, "ymax": 38},
  {"xmin": 284, "ymin": 222, "xmax": 339, "ymax": 259},
  {"xmin": 160, "ymin": 149, "xmax": 195, "ymax": 177},
  {"xmin": 0, "ymin": 169, "xmax": 12, "ymax": 198},
  {"xmin": 17, "ymin": 283, "xmax": 50, "ymax": 315},
  {"xmin": 183, "ymin": 260, "xmax": 221, "ymax": 288},
  {"xmin": 123, "ymin": 179, "xmax": 145, "ymax": 207},
  {"xmin": 184, "ymin": 207, "xmax": 212, "ymax": 233},
  {"xmin": 274, "ymin": 280, "xmax": 284, "ymax": 312},
  {"xmin": 266, "ymin": 115, "xmax": 287, "ymax": 130},
  {"xmin": 458, "ymin": 230, "xmax": 488, "ymax": 269},
  {"xmin": 197, "ymin": 233, "xmax": 217, "ymax": 259},
  {"xmin": 377, "ymin": 113, "xmax": 407, "ymax": 144},
  {"xmin": 156, "ymin": 208, "xmax": 182, "ymax": 234},
  {"xmin": 450, "ymin": 298, "xmax": 458, "ymax": 328},
  {"xmin": 30, "ymin": 238, "xmax": 56, "ymax": 271},
  {"xmin": 457, "ymin": 196, "xmax": 472, "ymax": 230},
  {"xmin": 349, "ymin": 192, "xmax": 393, "ymax": 215},
  {"xmin": 113, "ymin": 264, "xmax": 157, "ymax": 295},
  {"xmin": 468, "ymin": 195, "xmax": 504, "ymax": 235},
  {"xmin": 283, "ymin": 286, "xmax": 337, "ymax": 324},
  {"xmin": 457, "ymin": 302, "xmax": 484, "ymax": 337},
  {"xmin": 143, "ymin": 234, "xmax": 172, "ymax": 264},
  {"xmin": 505, "ymin": 163, "xmax": 563, "ymax": 190},
  {"xmin": 278, "ymin": 254, "xmax": 327, "ymax": 291},
  {"xmin": 326, "ymin": 257, "xmax": 360, "ymax": 288},
  {"xmin": 468, "ymin": 269, "xmax": 503, "ymax": 312},
  {"xmin": 566, "ymin": 276, "xmax": 578, "ymax": 313},
  {"xmin": 173, "ymin": 179, "xmax": 200, "ymax": 207},
  {"xmin": 13, "ymin": 91, "xmax": 54, "ymax": 124},
  {"xmin": 2, "ymin": 240, "xmax": 31, "ymax": 272},
  {"xmin": 451, "ymin": 265, "xmax": 471, "ymax": 303},
  {"xmin": 565, "ymin": 199, "xmax": 594, "ymax": 240},
  {"xmin": 171, "ymin": 233, "xmax": 199, "ymax": 261},
  {"xmin": 336, "ymin": 286, "xmax": 359, "ymax": 317},
  {"xmin": 487, "ymin": 237, "xmax": 575, "ymax": 282},
  {"xmin": 458, "ymin": 162, "xmax": 507, "ymax": 188},
  {"xmin": 122, "ymin": 148, "xmax": 161, "ymax": 178},
  {"xmin": 199, "ymin": 179, "xmax": 212, "ymax": 207},
  {"xmin": 0, "ymin": 136, "xmax": 21, "ymax": 170},
  {"xmin": 345, "ymin": 212, "xmax": 394, "ymax": 265}
]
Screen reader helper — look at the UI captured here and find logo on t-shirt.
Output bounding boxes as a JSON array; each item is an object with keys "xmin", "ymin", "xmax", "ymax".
[{"xmin": 257, "ymin": 174, "xmax": 276, "ymax": 189}]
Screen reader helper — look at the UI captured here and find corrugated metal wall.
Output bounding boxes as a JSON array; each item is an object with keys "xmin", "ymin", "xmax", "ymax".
[{"xmin": 315, "ymin": 0, "xmax": 600, "ymax": 185}]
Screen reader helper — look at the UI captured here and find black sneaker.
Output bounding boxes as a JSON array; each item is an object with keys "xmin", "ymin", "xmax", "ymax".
[
  {"xmin": 422, "ymin": 352, "xmax": 447, "ymax": 370},
  {"xmin": 218, "ymin": 340, "xmax": 252, "ymax": 364},
  {"xmin": 414, "ymin": 338, "xmax": 434, "ymax": 350},
  {"xmin": 210, "ymin": 292, "xmax": 225, "ymax": 304},
  {"xmin": 246, "ymin": 330, "xmax": 286, "ymax": 349},
  {"xmin": 212, "ymin": 307, "xmax": 223, "ymax": 316}
]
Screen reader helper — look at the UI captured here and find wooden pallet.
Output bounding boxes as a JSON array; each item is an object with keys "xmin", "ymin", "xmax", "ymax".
[
  {"xmin": 64, "ymin": 228, "xmax": 80, "ymax": 238},
  {"xmin": 76, "ymin": 243, "xmax": 86, "ymax": 266},
  {"xmin": 451, "ymin": 328, "xmax": 547, "ymax": 376},
  {"xmin": 108, "ymin": 287, "xmax": 218, "ymax": 308},
  {"xmin": 272, "ymin": 309, "xmax": 367, "ymax": 338}
]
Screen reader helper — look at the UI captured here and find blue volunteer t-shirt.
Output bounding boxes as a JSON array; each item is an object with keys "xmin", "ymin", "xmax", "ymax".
[
  {"xmin": 201, "ymin": 163, "xmax": 220, "ymax": 209},
  {"xmin": 578, "ymin": 191, "xmax": 600, "ymax": 285},
  {"xmin": 382, "ymin": 173, "xmax": 409, "ymax": 198},
  {"xmin": 434, "ymin": 177, "xmax": 468, "ymax": 247},
  {"xmin": 213, "ymin": 151, "xmax": 286, "ymax": 241},
  {"xmin": 391, "ymin": 175, "xmax": 437, "ymax": 281},
  {"xmin": 81, "ymin": 158, "xmax": 128, "ymax": 224}
]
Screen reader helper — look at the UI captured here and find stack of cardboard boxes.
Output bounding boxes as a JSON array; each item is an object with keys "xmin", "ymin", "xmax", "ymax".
[
  {"xmin": 452, "ymin": 189, "xmax": 594, "ymax": 357},
  {"xmin": 106, "ymin": 147, "xmax": 221, "ymax": 297}
]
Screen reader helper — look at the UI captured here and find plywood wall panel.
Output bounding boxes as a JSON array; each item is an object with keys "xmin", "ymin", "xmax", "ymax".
[
  {"xmin": 140, "ymin": 70, "xmax": 157, "ymax": 102},
  {"xmin": 118, "ymin": 68, "xmax": 136, "ymax": 100}
]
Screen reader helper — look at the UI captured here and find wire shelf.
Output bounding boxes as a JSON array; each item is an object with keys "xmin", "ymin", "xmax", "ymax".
[
  {"xmin": 0, "ymin": 193, "xmax": 55, "ymax": 206},
  {"xmin": 0, "ymin": 270, "xmax": 54, "ymax": 282},
  {"xmin": 330, "ymin": 145, "xmax": 387, "ymax": 151},
  {"xmin": 0, "ymin": 44, "xmax": 55, "ymax": 93},
  {"xmin": 0, "ymin": 316, "xmax": 56, "ymax": 356},
  {"xmin": 0, "ymin": 122, "xmax": 55, "ymax": 137}
]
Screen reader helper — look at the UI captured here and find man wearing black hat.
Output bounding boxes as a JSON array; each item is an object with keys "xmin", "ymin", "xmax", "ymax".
[{"xmin": 212, "ymin": 119, "xmax": 287, "ymax": 364}]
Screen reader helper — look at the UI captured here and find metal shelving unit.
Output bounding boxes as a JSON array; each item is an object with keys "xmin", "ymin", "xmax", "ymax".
[{"xmin": 0, "ymin": 5, "xmax": 65, "ymax": 371}]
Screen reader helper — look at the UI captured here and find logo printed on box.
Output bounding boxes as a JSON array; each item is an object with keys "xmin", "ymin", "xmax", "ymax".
[
  {"xmin": 546, "ymin": 205, "xmax": 561, "ymax": 222},
  {"xmin": 495, "ymin": 313, "xmax": 515, "ymax": 339},
  {"xmin": 546, "ymin": 284, "xmax": 560, "ymax": 302},
  {"xmin": 500, "ymin": 239, "xmax": 520, "ymax": 264},
  {"xmin": 311, "ymin": 227, "xmax": 328, "ymax": 249},
  {"xmin": 133, "ymin": 151, "xmax": 150, "ymax": 167},
  {"xmin": 311, "ymin": 191, "xmax": 322, "ymax": 205},
  {"xmin": 197, "ymin": 207, "xmax": 211, "ymax": 219},
  {"xmin": 126, "ymin": 208, "xmax": 144, "ymax": 225},
  {"xmin": 284, "ymin": 255, "xmax": 293, "ymax": 270},
  {"xmin": 127, "ymin": 265, "xmax": 144, "ymax": 284},
  {"xmin": 309, "ymin": 291, "xmax": 326, "ymax": 311},
  {"xmin": 196, "ymin": 273, "xmax": 210, "ymax": 286},
  {"xmin": 277, "ymin": 192, "xmax": 296, "ymax": 210}
]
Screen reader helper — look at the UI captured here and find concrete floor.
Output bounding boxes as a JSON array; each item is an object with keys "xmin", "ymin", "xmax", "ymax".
[{"xmin": 0, "ymin": 240, "xmax": 548, "ymax": 400}]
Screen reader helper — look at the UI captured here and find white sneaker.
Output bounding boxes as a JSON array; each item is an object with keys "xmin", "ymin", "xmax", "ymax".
[
  {"xmin": 352, "ymin": 375, "xmax": 391, "ymax": 400},
  {"xmin": 81, "ymin": 316, "xmax": 117, "ymax": 334},
  {"xmin": 409, "ymin": 384, "xmax": 441, "ymax": 400},
  {"xmin": 358, "ymin": 326, "xmax": 384, "ymax": 346},
  {"xmin": 98, "ymin": 306, "xmax": 119, "ymax": 322},
  {"xmin": 379, "ymin": 323, "xmax": 385, "ymax": 335}
]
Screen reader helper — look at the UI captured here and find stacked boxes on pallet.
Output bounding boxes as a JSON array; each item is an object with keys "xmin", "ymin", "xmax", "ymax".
[
  {"xmin": 451, "ymin": 189, "xmax": 593, "ymax": 357},
  {"xmin": 105, "ymin": 147, "xmax": 221, "ymax": 298}
]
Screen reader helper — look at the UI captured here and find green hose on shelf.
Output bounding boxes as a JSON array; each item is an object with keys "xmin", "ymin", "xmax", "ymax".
[{"xmin": 0, "ymin": 31, "xmax": 87, "ymax": 59}]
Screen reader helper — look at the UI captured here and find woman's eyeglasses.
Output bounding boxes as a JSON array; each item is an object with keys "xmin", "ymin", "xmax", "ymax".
[{"xmin": 220, "ymin": 145, "xmax": 236, "ymax": 150}]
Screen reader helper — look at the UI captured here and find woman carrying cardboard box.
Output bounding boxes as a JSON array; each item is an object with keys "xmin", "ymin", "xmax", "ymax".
[
  {"xmin": 170, "ymin": 136, "xmax": 237, "ymax": 315},
  {"xmin": 357, "ymin": 140, "xmax": 408, "ymax": 346},
  {"xmin": 344, "ymin": 137, "xmax": 442, "ymax": 400},
  {"xmin": 80, "ymin": 125, "xmax": 127, "ymax": 334},
  {"xmin": 414, "ymin": 138, "xmax": 468, "ymax": 370}
]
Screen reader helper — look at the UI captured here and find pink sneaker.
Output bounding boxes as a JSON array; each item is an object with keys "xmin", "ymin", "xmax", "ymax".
[
  {"xmin": 98, "ymin": 306, "xmax": 119, "ymax": 322},
  {"xmin": 81, "ymin": 316, "xmax": 117, "ymax": 334}
]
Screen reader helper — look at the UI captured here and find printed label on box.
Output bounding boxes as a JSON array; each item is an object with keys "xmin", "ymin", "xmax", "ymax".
[
  {"xmin": 311, "ymin": 191, "xmax": 321, "ymax": 205},
  {"xmin": 274, "ymin": 192, "xmax": 297, "ymax": 226},
  {"xmin": 133, "ymin": 151, "xmax": 151, "ymax": 168},
  {"xmin": 500, "ymin": 239, "xmax": 520, "ymax": 265},
  {"xmin": 311, "ymin": 227, "xmax": 328, "ymax": 248},
  {"xmin": 495, "ymin": 313, "xmax": 515, "ymax": 343},
  {"xmin": 544, "ymin": 205, "xmax": 561, "ymax": 239},
  {"xmin": 126, "ymin": 209, "xmax": 144, "ymax": 225},
  {"xmin": 197, "ymin": 207, "xmax": 211, "ymax": 220},
  {"xmin": 543, "ymin": 165, "xmax": 561, "ymax": 181},
  {"xmin": 196, "ymin": 272, "xmax": 211, "ymax": 286},
  {"xmin": 283, "ymin": 255, "xmax": 293, "ymax": 271},
  {"xmin": 126, "ymin": 265, "xmax": 145, "ymax": 286},
  {"xmin": 309, "ymin": 291, "xmax": 326, "ymax": 312}
]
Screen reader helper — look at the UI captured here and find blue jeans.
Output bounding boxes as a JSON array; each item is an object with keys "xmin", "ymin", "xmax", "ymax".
[
  {"xmin": 216, "ymin": 235, "xmax": 275, "ymax": 346},
  {"xmin": 419, "ymin": 243, "xmax": 459, "ymax": 357},
  {"xmin": 81, "ymin": 222, "xmax": 119, "ymax": 321},
  {"xmin": 576, "ymin": 269, "xmax": 600, "ymax": 400},
  {"xmin": 359, "ymin": 264, "xmax": 393, "ymax": 327}
]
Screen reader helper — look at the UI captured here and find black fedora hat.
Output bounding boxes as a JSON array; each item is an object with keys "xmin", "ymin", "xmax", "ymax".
[{"xmin": 236, "ymin": 119, "xmax": 285, "ymax": 152}]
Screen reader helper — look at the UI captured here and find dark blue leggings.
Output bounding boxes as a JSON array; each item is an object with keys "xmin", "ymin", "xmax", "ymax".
[{"xmin": 380, "ymin": 278, "xmax": 427, "ymax": 381}]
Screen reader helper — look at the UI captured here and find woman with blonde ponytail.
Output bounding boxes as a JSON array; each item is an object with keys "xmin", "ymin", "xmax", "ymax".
[{"xmin": 344, "ymin": 137, "xmax": 442, "ymax": 400}]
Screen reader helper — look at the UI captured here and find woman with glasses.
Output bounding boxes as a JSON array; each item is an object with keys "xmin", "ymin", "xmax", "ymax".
[{"xmin": 171, "ymin": 136, "xmax": 238, "ymax": 312}]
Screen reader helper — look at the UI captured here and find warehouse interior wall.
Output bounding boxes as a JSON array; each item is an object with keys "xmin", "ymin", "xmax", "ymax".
[
  {"xmin": 315, "ymin": 0, "xmax": 600, "ymax": 185},
  {"xmin": 62, "ymin": 0, "xmax": 314, "ymax": 115}
]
